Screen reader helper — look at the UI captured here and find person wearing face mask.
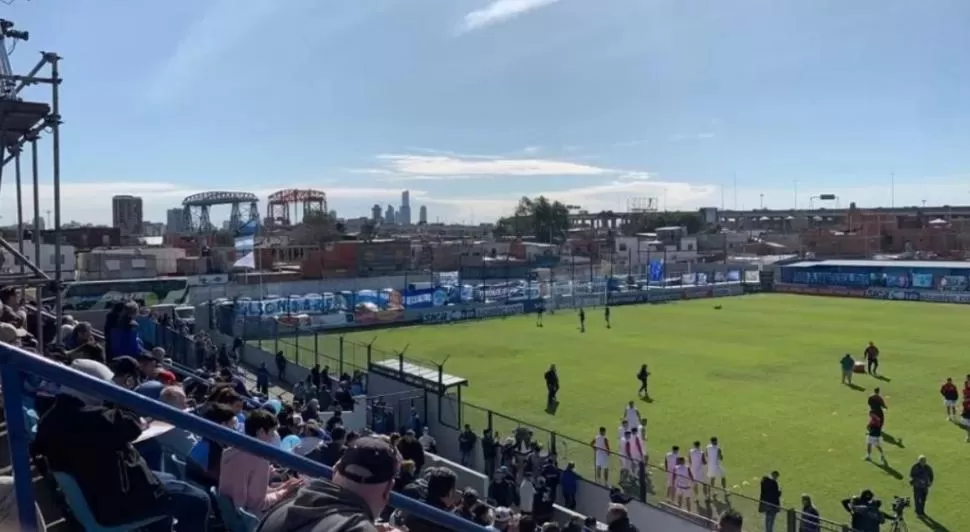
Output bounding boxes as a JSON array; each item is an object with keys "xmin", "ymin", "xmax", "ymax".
[
  {"xmin": 219, "ymin": 409, "xmax": 303, "ymax": 516},
  {"xmin": 259, "ymin": 436, "xmax": 402, "ymax": 532}
]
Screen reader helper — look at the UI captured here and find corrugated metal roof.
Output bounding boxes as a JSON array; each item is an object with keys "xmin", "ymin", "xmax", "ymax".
[{"xmin": 784, "ymin": 259, "xmax": 970, "ymax": 269}]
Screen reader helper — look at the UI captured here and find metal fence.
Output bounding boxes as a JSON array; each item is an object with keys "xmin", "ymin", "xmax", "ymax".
[{"xmin": 457, "ymin": 400, "xmax": 855, "ymax": 532}]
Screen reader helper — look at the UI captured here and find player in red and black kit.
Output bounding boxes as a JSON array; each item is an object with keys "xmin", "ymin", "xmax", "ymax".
[
  {"xmin": 865, "ymin": 411, "xmax": 886, "ymax": 463},
  {"xmin": 867, "ymin": 387, "xmax": 887, "ymax": 423},
  {"xmin": 963, "ymin": 374, "xmax": 970, "ymax": 399},
  {"xmin": 941, "ymin": 378, "xmax": 960, "ymax": 420},
  {"xmin": 864, "ymin": 342, "xmax": 879, "ymax": 375},
  {"xmin": 960, "ymin": 397, "xmax": 970, "ymax": 442}
]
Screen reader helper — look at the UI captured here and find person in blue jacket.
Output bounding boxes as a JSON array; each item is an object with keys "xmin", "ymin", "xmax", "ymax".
[
  {"xmin": 561, "ymin": 461, "xmax": 580, "ymax": 509},
  {"xmin": 107, "ymin": 301, "xmax": 144, "ymax": 360}
]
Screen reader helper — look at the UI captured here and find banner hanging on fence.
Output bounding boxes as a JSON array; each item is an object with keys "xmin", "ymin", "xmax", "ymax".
[{"xmin": 744, "ymin": 270, "xmax": 761, "ymax": 283}]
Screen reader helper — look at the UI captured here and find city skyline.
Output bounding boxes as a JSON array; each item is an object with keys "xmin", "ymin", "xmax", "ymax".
[{"xmin": 0, "ymin": 1, "xmax": 967, "ymax": 226}]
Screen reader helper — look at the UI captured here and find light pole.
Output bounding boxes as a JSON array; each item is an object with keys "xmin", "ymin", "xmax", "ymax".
[{"xmin": 759, "ymin": 194, "xmax": 764, "ymax": 210}]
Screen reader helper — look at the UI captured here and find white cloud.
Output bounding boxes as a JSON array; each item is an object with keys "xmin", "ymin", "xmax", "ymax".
[
  {"xmin": 459, "ymin": 0, "xmax": 563, "ymax": 33},
  {"xmin": 374, "ymin": 154, "xmax": 612, "ymax": 178},
  {"xmin": 522, "ymin": 146, "xmax": 542, "ymax": 154}
]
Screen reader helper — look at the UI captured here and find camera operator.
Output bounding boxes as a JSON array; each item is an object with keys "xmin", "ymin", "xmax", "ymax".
[{"xmin": 841, "ymin": 490, "xmax": 894, "ymax": 532}]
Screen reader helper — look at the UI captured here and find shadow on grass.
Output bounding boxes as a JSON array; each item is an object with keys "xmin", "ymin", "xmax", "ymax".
[
  {"xmin": 639, "ymin": 395, "xmax": 655, "ymax": 404},
  {"xmin": 882, "ymin": 432, "xmax": 905, "ymax": 448},
  {"xmin": 870, "ymin": 459, "xmax": 903, "ymax": 480},
  {"xmin": 845, "ymin": 382, "xmax": 866, "ymax": 392},
  {"xmin": 696, "ymin": 495, "xmax": 732, "ymax": 521},
  {"xmin": 873, "ymin": 374, "xmax": 892, "ymax": 382},
  {"xmin": 918, "ymin": 513, "xmax": 951, "ymax": 532}
]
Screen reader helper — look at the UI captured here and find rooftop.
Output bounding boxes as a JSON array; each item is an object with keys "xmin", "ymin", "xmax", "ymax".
[{"xmin": 784, "ymin": 259, "xmax": 970, "ymax": 269}]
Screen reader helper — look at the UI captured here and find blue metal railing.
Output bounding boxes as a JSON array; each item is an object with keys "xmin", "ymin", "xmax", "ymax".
[{"xmin": 0, "ymin": 342, "xmax": 488, "ymax": 531}]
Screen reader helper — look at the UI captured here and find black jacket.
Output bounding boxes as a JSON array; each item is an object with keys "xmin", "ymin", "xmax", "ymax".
[
  {"xmin": 759, "ymin": 476, "xmax": 782, "ymax": 511},
  {"xmin": 607, "ymin": 517, "xmax": 640, "ymax": 531},
  {"xmin": 34, "ymin": 395, "xmax": 167, "ymax": 526},
  {"xmin": 258, "ymin": 479, "xmax": 377, "ymax": 532},
  {"xmin": 403, "ymin": 499, "xmax": 452, "ymax": 532}
]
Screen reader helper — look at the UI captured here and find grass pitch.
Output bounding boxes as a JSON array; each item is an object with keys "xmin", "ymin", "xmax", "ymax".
[{"xmin": 283, "ymin": 295, "xmax": 969, "ymax": 531}]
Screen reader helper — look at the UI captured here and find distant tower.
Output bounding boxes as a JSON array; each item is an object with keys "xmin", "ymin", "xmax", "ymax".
[
  {"xmin": 112, "ymin": 195, "xmax": 144, "ymax": 236},
  {"xmin": 371, "ymin": 204, "xmax": 383, "ymax": 222},
  {"xmin": 399, "ymin": 190, "xmax": 412, "ymax": 226},
  {"xmin": 419, "ymin": 205, "xmax": 428, "ymax": 224},
  {"xmin": 385, "ymin": 205, "xmax": 396, "ymax": 224}
]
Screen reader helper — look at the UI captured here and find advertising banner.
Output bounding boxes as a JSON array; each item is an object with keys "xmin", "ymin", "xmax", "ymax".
[
  {"xmin": 712, "ymin": 285, "xmax": 743, "ymax": 297},
  {"xmin": 610, "ymin": 291, "xmax": 649, "ymax": 306},
  {"xmin": 421, "ymin": 309, "xmax": 470, "ymax": 324},
  {"xmin": 684, "ymin": 286, "xmax": 713, "ymax": 299},
  {"xmin": 744, "ymin": 270, "xmax": 761, "ymax": 283},
  {"xmin": 681, "ymin": 273, "xmax": 697, "ymax": 285},
  {"xmin": 903, "ymin": 290, "xmax": 970, "ymax": 304},
  {"xmin": 774, "ymin": 284, "xmax": 867, "ymax": 298},
  {"xmin": 646, "ymin": 290, "xmax": 682, "ymax": 303},
  {"xmin": 476, "ymin": 303, "xmax": 525, "ymax": 319},
  {"xmin": 727, "ymin": 270, "xmax": 741, "ymax": 282},
  {"xmin": 865, "ymin": 288, "xmax": 921, "ymax": 301},
  {"xmin": 354, "ymin": 307, "xmax": 406, "ymax": 325},
  {"xmin": 402, "ymin": 287, "xmax": 450, "ymax": 309}
]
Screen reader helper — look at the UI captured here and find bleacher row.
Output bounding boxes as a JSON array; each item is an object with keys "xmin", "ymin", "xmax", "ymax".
[{"xmin": 0, "ymin": 302, "xmax": 621, "ymax": 531}]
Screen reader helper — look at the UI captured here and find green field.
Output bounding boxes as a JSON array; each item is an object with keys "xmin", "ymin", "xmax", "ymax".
[{"xmin": 278, "ymin": 295, "xmax": 968, "ymax": 531}]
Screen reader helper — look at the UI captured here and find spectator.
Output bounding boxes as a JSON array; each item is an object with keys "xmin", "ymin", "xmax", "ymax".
[
  {"xmin": 909, "ymin": 455, "xmax": 934, "ymax": 517},
  {"xmin": 488, "ymin": 466, "xmax": 519, "ymax": 508},
  {"xmin": 718, "ymin": 509, "xmax": 744, "ymax": 532},
  {"xmin": 518, "ymin": 515, "xmax": 537, "ymax": 532},
  {"xmin": 109, "ymin": 356, "xmax": 143, "ymax": 391},
  {"xmin": 259, "ymin": 436, "xmax": 401, "ymax": 532},
  {"xmin": 518, "ymin": 474, "xmax": 535, "ymax": 514},
  {"xmin": 33, "ymin": 359, "xmax": 211, "ymax": 531},
  {"xmin": 256, "ymin": 362, "xmax": 270, "ymax": 395},
  {"xmin": 455, "ymin": 488, "xmax": 481, "ymax": 521},
  {"xmin": 482, "ymin": 428, "xmax": 498, "ymax": 475},
  {"xmin": 758, "ymin": 470, "xmax": 782, "ymax": 532},
  {"xmin": 303, "ymin": 398, "xmax": 322, "ymax": 422},
  {"xmin": 0, "ymin": 321, "xmax": 29, "ymax": 348},
  {"xmin": 187, "ymin": 403, "xmax": 237, "ymax": 489},
  {"xmin": 220, "ymin": 409, "xmax": 303, "ymax": 515},
  {"xmin": 311, "ymin": 363, "xmax": 322, "ymax": 389},
  {"xmin": 472, "ymin": 503, "xmax": 493, "ymax": 527},
  {"xmin": 405, "ymin": 466, "xmax": 458, "ymax": 532},
  {"xmin": 394, "ymin": 459, "xmax": 416, "ymax": 493},
  {"xmin": 541, "ymin": 523, "xmax": 561, "ymax": 532},
  {"xmin": 66, "ymin": 342, "xmax": 106, "ymax": 364},
  {"xmin": 310, "ymin": 426, "xmax": 348, "ymax": 467},
  {"xmin": 64, "ymin": 320, "xmax": 94, "ymax": 350},
  {"xmin": 397, "ymin": 430, "xmax": 426, "ymax": 472},
  {"xmin": 582, "ymin": 516, "xmax": 599, "ymax": 532},
  {"xmin": 275, "ymin": 350, "xmax": 287, "ymax": 381},
  {"xmin": 605, "ymin": 503, "xmax": 638, "ymax": 531},
  {"xmin": 325, "ymin": 409, "xmax": 344, "ymax": 432},
  {"xmin": 334, "ymin": 382, "xmax": 354, "ymax": 411},
  {"xmin": 532, "ymin": 476, "xmax": 555, "ymax": 526},
  {"xmin": 491, "ymin": 507, "xmax": 514, "ymax": 532},
  {"xmin": 458, "ymin": 424, "xmax": 478, "ymax": 466},
  {"xmin": 107, "ymin": 301, "xmax": 143, "ymax": 360},
  {"xmin": 798, "ymin": 494, "xmax": 820, "ymax": 532},
  {"xmin": 160, "ymin": 386, "xmax": 187, "ymax": 410},
  {"xmin": 561, "ymin": 462, "xmax": 579, "ymax": 509},
  {"xmin": 418, "ymin": 426, "xmax": 437, "ymax": 453}
]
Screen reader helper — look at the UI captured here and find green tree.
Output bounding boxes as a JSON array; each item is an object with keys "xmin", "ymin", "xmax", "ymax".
[
  {"xmin": 496, "ymin": 196, "xmax": 570, "ymax": 243},
  {"xmin": 621, "ymin": 211, "xmax": 704, "ymax": 236}
]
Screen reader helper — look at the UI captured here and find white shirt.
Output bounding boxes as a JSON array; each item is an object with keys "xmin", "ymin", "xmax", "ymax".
[
  {"xmin": 419, "ymin": 434, "xmax": 436, "ymax": 450},
  {"xmin": 624, "ymin": 406, "xmax": 640, "ymax": 428},
  {"xmin": 706, "ymin": 444, "xmax": 722, "ymax": 468},
  {"xmin": 594, "ymin": 434, "xmax": 610, "ymax": 453},
  {"xmin": 519, "ymin": 480, "xmax": 535, "ymax": 512},
  {"xmin": 689, "ymin": 448, "xmax": 705, "ymax": 475},
  {"xmin": 674, "ymin": 464, "xmax": 692, "ymax": 488},
  {"xmin": 618, "ymin": 424, "xmax": 630, "ymax": 443},
  {"xmin": 665, "ymin": 451, "xmax": 679, "ymax": 472}
]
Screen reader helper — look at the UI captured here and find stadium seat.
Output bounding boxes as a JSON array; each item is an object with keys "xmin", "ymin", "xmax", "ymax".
[
  {"xmin": 210, "ymin": 486, "xmax": 259, "ymax": 532},
  {"xmin": 51, "ymin": 471, "xmax": 168, "ymax": 532}
]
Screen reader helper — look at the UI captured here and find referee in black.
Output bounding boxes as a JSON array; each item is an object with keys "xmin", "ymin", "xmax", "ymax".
[{"xmin": 545, "ymin": 364, "xmax": 559, "ymax": 408}]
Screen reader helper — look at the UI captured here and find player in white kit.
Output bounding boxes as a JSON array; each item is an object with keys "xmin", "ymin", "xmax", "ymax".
[
  {"xmin": 664, "ymin": 445, "xmax": 681, "ymax": 500},
  {"xmin": 619, "ymin": 430, "xmax": 634, "ymax": 480},
  {"xmin": 673, "ymin": 456, "xmax": 694, "ymax": 509},
  {"xmin": 627, "ymin": 427, "xmax": 645, "ymax": 471},
  {"xmin": 635, "ymin": 423, "xmax": 648, "ymax": 464},
  {"xmin": 689, "ymin": 440, "xmax": 707, "ymax": 499},
  {"xmin": 706, "ymin": 436, "xmax": 727, "ymax": 498},
  {"xmin": 591, "ymin": 426, "xmax": 611, "ymax": 484},
  {"xmin": 623, "ymin": 401, "xmax": 641, "ymax": 429},
  {"xmin": 618, "ymin": 420, "xmax": 630, "ymax": 444}
]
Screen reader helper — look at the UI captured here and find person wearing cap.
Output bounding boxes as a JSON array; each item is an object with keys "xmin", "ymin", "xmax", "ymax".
[
  {"xmin": 33, "ymin": 359, "xmax": 211, "ymax": 531},
  {"xmin": 259, "ymin": 436, "xmax": 401, "ymax": 532},
  {"xmin": 491, "ymin": 506, "xmax": 514, "ymax": 531}
]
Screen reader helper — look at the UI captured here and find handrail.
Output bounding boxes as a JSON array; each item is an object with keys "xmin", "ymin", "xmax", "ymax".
[{"xmin": 0, "ymin": 342, "xmax": 488, "ymax": 532}]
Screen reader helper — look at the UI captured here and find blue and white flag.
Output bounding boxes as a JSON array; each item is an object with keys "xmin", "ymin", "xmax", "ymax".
[
  {"xmin": 233, "ymin": 252, "xmax": 255, "ymax": 270},
  {"xmin": 236, "ymin": 218, "xmax": 258, "ymax": 237},
  {"xmin": 649, "ymin": 260, "xmax": 665, "ymax": 282},
  {"xmin": 234, "ymin": 235, "xmax": 254, "ymax": 252}
]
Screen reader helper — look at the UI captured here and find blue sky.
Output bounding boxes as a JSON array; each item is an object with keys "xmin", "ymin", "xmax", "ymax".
[{"xmin": 2, "ymin": 0, "xmax": 968, "ymax": 225}]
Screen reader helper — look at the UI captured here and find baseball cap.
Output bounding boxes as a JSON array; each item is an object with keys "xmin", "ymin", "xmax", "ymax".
[
  {"xmin": 156, "ymin": 370, "xmax": 177, "ymax": 385},
  {"xmin": 493, "ymin": 507, "xmax": 512, "ymax": 523},
  {"xmin": 334, "ymin": 436, "xmax": 400, "ymax": 485}
]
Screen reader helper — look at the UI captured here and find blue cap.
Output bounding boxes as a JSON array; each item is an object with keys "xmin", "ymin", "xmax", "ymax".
[{"xmin": 134, "ymin": 380, "xmax": 164, "ymax": 400}]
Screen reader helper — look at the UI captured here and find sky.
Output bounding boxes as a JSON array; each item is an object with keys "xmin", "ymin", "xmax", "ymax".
[{"xmin": 0, "ymin": 0, "xmax": 968, "ymax": 226}]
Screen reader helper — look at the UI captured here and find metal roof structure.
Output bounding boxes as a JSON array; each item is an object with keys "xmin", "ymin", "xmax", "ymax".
[
  {"xmin": 783, "ymin": 259, "xmax": 970, "ymax": 269},
  {"xmin": 370, "ymin": 358, "xmax": 468, "ymax": 392}
]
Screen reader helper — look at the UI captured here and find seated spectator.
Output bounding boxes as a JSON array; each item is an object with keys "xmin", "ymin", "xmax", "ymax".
[
  {"xmin": 325, "ymin": 409, "xmax": 344, "ymax": 432},
  {"xmin": 405, "ymin": 466, "xmax": 458, "ymax": 532},
  {"xmin": 66, "ymin": 342, "xmax": 106, "ymax": 364},
  {"xmin": 58, "ymin": 315, "xmax": 76, "ymax": 344},
  {"xmin": 0, "ymin": 321, "xmax": 29, "ymax": 348},
  {"xmin": 219, "ymin": 409, "xmax": 303, "ymax": 516},
  {"xmin": 259, "ymin": 436, "xmax": 401, "ymax": 531},
  {"xmin": 63, "ymin": 320, "xmax": 94, "ymax": 349},
  {"xmin": 303, "ymin": 398, "xmax": 321, "ymax": 422},
  {"xmin": 109, "ymin": 356, "xmax": 143, "ymax": 391},
  {"xmin": 605, "ymin": 503, "xmax": 638, "ymax": 531},
  {"xmin": 491, "ymin": 507, "xmax": 514, "ymax": 532},
  {"xmin": 160, "ymin": 386, "xmax": 188, "ymax": 410},
  {"xmin": 455, "ymin": 487, "xmax": 480, "ymax": 521},
  {"xmin": 187, "ymin": 403, "xmax": 238, "ymax": 489},
  {"xmin": 309, "ymin": 426, "xmax": 347, "ymax": 467},
  {"xmin": 394, "ymin": 459, "xmax": 416, "ymax": 493},
  {"xmin": 33, "ymin": 359, "xmax": 210, "ymax": 531},
  {"xmin": 418, "ymin": 427, "xmax": 437, "ymax": 453}
]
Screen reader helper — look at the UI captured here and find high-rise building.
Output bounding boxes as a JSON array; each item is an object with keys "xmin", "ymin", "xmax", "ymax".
[
  {"xmin": 398, "ymin": 190, "xmax": 412, "ymax": 226},
  {"xmin": 419, "ymin": 205, "xmax": 428, "ymax": 224},
  {"xmin": 371, "ymin": 204, "xmax": 383, "ymax": 222},
  {"xmin": 112, "ymin": 195, "xmax": 143, "ymax": 236},
  {"xmin": 385, "ymin": 205, "xmax": 396, "ymax": 225},
  {"xmin": 166, "ymin": 208, "xmax": 185, "ymax": 234}
]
